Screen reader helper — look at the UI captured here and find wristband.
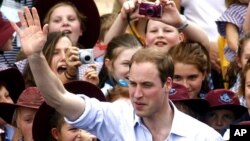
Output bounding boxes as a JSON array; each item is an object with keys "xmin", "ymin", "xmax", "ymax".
[{"xmin": 176, "ymin": 15, "xmax": 189, "ymax": 31}]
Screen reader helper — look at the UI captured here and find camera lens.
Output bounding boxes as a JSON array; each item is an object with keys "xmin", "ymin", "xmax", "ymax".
[
  {"xmin": 84, "ymin": 55, "xmax": 91, "ymax": 61},
  {"xmin": 146, "ymin": 8, "xmax": 154, "ymax": 16}
]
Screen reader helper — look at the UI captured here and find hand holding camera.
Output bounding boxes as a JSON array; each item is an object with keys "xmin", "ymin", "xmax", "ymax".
[
  {"xmin": 138, "ymin": 2, "xmax": 162, "ymax": 18},
  {"xmin": 82, "ymin": 64, "xmax": 99, "ymax": 86},
  {"xmin": 79, "ymin": 49, "xmax": 95, "ymax": 64},
  {"xmin": 122, "ymin": 0, "xmax": 184, "ymax": 28}
]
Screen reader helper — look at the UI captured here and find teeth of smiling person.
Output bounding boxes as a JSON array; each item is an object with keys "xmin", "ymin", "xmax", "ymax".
[{"xmin": 62, "ymin": 30, "xmax": 72, "ymax": 34}]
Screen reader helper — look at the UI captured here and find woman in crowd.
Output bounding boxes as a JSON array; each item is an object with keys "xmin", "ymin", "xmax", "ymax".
[{"xmin": 168, "ymin": 42, "xmax": 211, "ymax": 99}]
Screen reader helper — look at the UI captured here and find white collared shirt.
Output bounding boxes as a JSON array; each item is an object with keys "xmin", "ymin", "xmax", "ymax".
[{"xmin": 65, "ymin": 95, "xmax": 223, "ymax": 141}]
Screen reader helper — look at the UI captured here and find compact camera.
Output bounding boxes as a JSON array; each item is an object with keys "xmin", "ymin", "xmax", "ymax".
[
  {"xmin": 79, "ymin": 49, "xmax": 94, "ymax": 64},
  {"xmin": 138, "ymin": 2, "xmax": 162, "ymax": 18}
]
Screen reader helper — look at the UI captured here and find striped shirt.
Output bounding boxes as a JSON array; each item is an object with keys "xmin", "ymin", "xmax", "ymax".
[
  {"xmin": 0, "ymin": 0, "xmax": 33, "ymax": 66},
  {"xmin": 216, "ymin": 3, "xmax": 247, "ymax": 37},
  {"xmin": 216, "ymin": 3, "xmax": 247, "ymax": 62}
]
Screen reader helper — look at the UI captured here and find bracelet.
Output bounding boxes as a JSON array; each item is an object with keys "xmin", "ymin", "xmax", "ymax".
[
  {"xmin": 176, "ymin": 15, "xmax": 189, "ymax": 31},
  {"xmin": 64, "ymin": 71, "xmax": 76, "ymax": 80}
]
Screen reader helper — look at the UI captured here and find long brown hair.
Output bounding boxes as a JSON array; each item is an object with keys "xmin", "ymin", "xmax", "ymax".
[
  {"xmin": 168, "ymin": 42, "xmax": 211, "ymax": 93},
  {"xmin": 23, "ymin": 32, "xmax": 71, "ymax": 87}
]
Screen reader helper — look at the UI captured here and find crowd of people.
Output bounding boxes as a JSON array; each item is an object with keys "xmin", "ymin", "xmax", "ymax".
[{"xmin": 1, "ymin": 0, "xmax": 250, "ymax": 141}]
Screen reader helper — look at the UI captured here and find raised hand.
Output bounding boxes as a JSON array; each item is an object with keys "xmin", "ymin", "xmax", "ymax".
[
  {"xmin": 153, "ymin": 0, "xmax": 183, "ymax": 27},
  {"xmin": 121, "ymin": 0, "xmax": 145, "ymax": 21},
  {"xmin": 11, "ymin": 7, "xmax": 48, "ymax": 57}
]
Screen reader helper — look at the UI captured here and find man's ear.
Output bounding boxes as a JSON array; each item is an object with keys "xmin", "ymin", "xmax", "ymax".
[
  {"xmin": 51, "ymin": 128, "xmax": 59, "ymax": 140},
  {"xmin": 164, "ymin": 77, "xmax": 172, "ymax": 92}
]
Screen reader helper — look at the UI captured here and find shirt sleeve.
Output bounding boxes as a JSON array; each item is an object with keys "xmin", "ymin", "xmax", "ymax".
[{"xmin": 216, "ymin": 4, "xmax": 247, "ymax": 37}]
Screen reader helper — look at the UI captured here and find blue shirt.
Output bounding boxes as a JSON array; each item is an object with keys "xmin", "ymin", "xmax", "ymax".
[{"xmin": 65, "ymin": 95, "xmax": 223, "ymax": 141}]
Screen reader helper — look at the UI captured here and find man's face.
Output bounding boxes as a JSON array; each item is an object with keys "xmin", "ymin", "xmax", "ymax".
[{"xmin": 128, "ymin": 62, "xmax": 171, "ymax": 118}]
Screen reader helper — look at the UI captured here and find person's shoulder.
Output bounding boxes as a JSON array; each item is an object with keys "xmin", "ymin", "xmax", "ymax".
[{"xmin": 178, "ymin": 111, "xmax": 223, "ymax": 140}]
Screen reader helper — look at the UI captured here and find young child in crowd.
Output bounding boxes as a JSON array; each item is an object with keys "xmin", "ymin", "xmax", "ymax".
[
  {"xmin": 98, "ymin": 33, "xmax": 141, "ymax": 95},
  {"xmin": 226, "ymin": 32, "xmax": 250, "ymax": 105},
  {"xmin": 32, "ymin": 81, "xmax": 105, "ymax": 141},
  {"xmin": 204, "ymin": 89, "xmax": 247, "ymax": 134},
  {"xmin": 0, "ymin": 68, "xmax": 25, "ymax": 141},
  {"xmin": 11, "ymin": 87, "xmax": 44, "ymax": 141},
  {"xmin": 105, "ymin": 0, "xmax": 210, "ymax": 51},
  {"xmin": 222, "ymin": 58, "xmax": 250, "ymax": 140},
  {"xmin": 168, "ymin": 42, "xmax": 211, "ymax": 99}
]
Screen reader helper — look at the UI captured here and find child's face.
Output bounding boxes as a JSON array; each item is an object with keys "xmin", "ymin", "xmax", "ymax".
[
  {"xmin": 53, "ymin": 123, "xmax": 97, "ymax": 141},
  {"xmin": 48, "ymin": 5, "xmax": 82, "ymax": 45},
  {"xmin": 238, "ymin": 40, "xmax": 250, "ymax": 69},
  {"xmin": 0, "ymin": 85, "xmax": 13, "ymax": 103},
  {"xmin": 16, "ymin": 107, "xmax": 37, "ymax": 141},
  {"xmin": 145, "ymin": 20, "xmax": 184, "ymax": 49},
  {"xmin": 204, "ymin": 109, "xmax": 235, "ymax": 132},
  {"xmin": 110, "ymin": 48, "xmax": 139, "ymax": 81},
  {"xmin": 50, "ymin": 36, "xmax": 72, "ymax": 79},
  {"xmin": 173, "ymin": 62, "xmax": 205, "ymax": 99}
]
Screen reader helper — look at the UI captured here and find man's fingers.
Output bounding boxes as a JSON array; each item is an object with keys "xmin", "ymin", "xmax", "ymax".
[
  {"xmin": 24, "ymin": 7, "xmax": 34, "ymax": 26},
  {"xmin": 32, "ymin": 7, "xmax": 41, "ymax": 29},
  {"xmin": 18, "ymin": 11, "xmax": 28, "ymax": 29}
]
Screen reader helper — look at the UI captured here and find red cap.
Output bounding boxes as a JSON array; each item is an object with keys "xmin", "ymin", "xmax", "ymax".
[
  {"xmin": 16, "ymin": 87, "xmax": 45, "ymax": 109},
  {"xmin": 0, "ymin": 12, "xmax": 14, "ymax": 50},
  {"xmin": 205, "ymin": 89, "xmax": 247, "ymax": 118},
  {"xmin": 169, "ymin": 83, "xmax": 209, "ymax": 113}
]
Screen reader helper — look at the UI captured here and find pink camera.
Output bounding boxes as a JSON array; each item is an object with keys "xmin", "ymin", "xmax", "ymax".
[{"xmin": 138, "ymin": 2, "xmax": 162, "ymax": 18}]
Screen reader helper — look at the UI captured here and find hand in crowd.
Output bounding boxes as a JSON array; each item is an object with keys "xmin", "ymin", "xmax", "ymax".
[
  {"xmin": 82, "ymin": 64, "xmax": 99, "ymax": 86},
  {"xmin": 11, "ymin": 7, "xmax": 48, "ymax": 57},
  {"xmin": 65, "ymin": 46, "xmax": 82, "ymax": 77},
  {"xmin": 154, "ymin": 0, "xmax": 183, "ymax": 27},
  {"xmin": 78, "ymin": 129, "xmax": 98, "ymax": 141},
  {"xmin": 120, "ymin": 0, "xmax": 144, "ymax": 21},
  {"xmin": 121, "ymin": 0, "xmax": 183, "ymax": 27}
]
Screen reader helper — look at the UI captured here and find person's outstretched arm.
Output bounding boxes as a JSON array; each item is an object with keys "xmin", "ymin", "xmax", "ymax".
[{"xmin": 11, "ymin": 7, "xmax": 85, "ymax": 121}]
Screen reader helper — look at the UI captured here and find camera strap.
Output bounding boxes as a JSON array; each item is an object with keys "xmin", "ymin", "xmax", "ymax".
[{"xmin": 126, "ymin": 14, "xmax": 145, "ymax": 46}]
